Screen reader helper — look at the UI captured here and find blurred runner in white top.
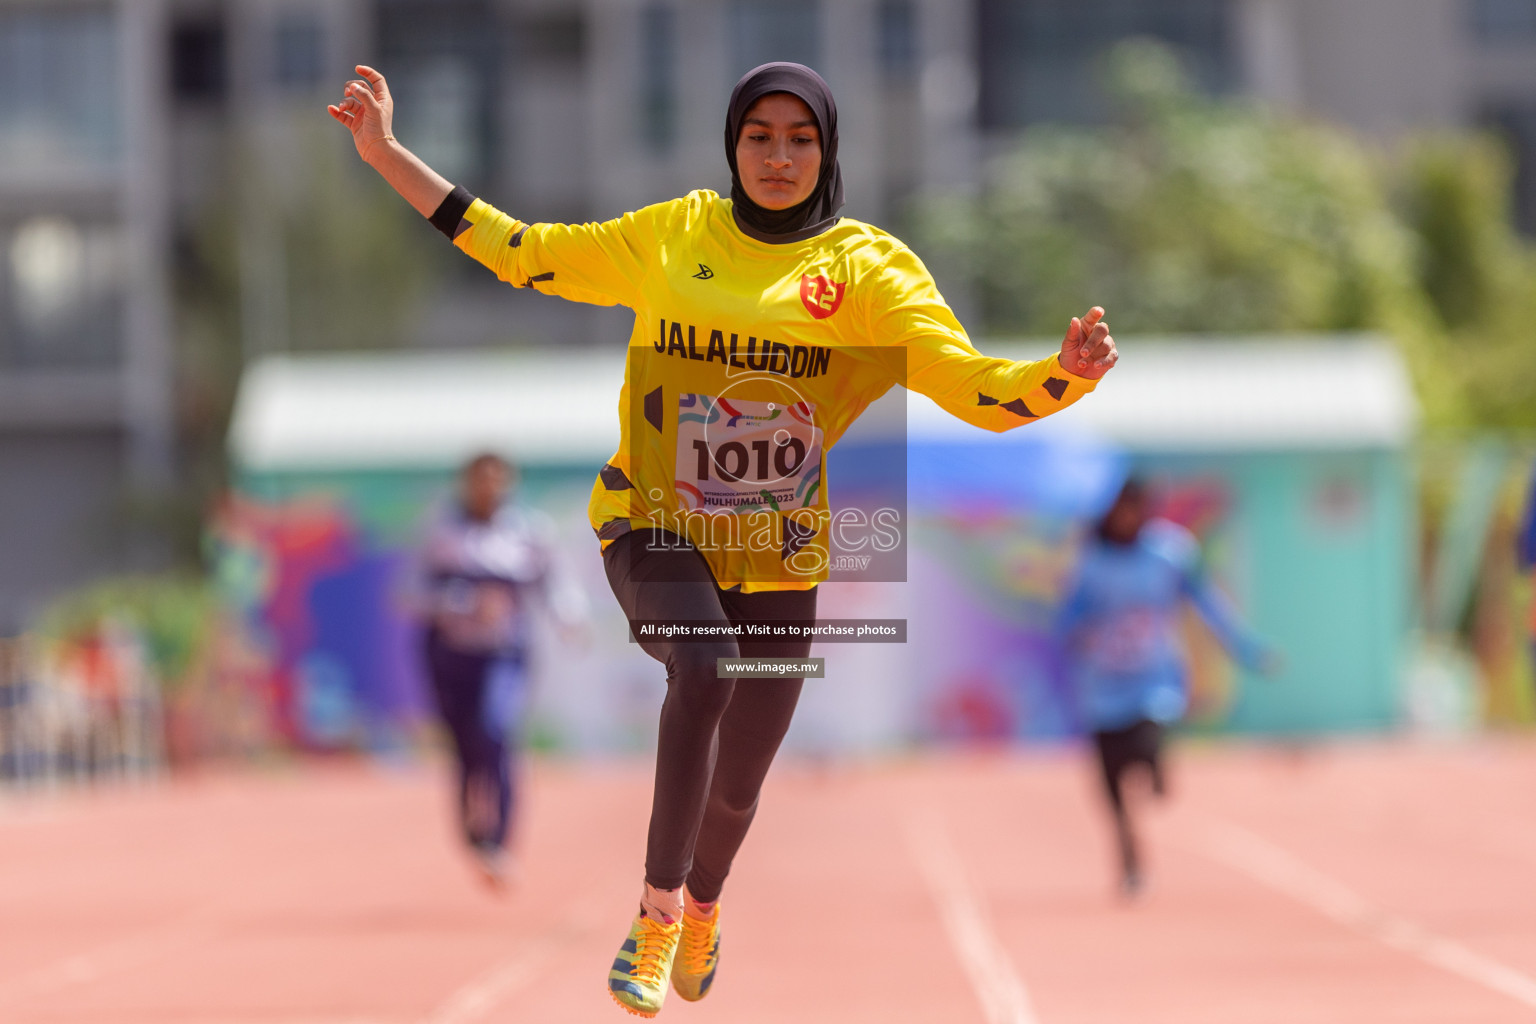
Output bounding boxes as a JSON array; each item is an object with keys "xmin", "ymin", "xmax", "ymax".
[{"xmin": 417, "ymin": 452, "xmax": 586, "ymax": 889}]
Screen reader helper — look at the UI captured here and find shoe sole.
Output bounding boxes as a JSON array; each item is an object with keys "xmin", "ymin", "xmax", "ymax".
[{"xmin": 608, "ymin": 988, "xmax": 660, "ymax": 1018}]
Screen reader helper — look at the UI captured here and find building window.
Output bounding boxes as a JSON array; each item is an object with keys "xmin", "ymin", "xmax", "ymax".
[
  {"xmin": 640, "ymin": 5, "xmax": 677, "ymax": 153},
  {"xmin": 878, "ymin": 0, "xmax": 917, "ymax": 78},
  {"xmin": 1483, "ymin": 102, "xmax": 1536, "ymax": 234},
  {"xmin": 399, "ymin": 60, "xmax": 480, "ymax": 184},
  {"xmin": 729, "ymin": 0, "xmax": 819, "ymax": 79},
  {"xmin": 0, "ymin": 7, "xmax": 121, "ymax": 174},
  {"xmin": 976, "ymin": 0, "xmax": 1235, "ymax": 130},
  {"xmin": 274, "ymin": 13, "xmax": 325, "ymax": 90},
  {"xmin": 171, "ymin": 16, "xmax": 227, "ymax": 102},
  {"xmin": 377, "ymin": 0, "xmax": 498, "ymax": 187},
  {"xmin": 3, "ymin": 217, "xmax": 124, "ymax": 368},
  {"xmin": 519, "ymin": 12, "xmax": 585, "ymax": 64},
  {"xmin": 1468, "ymin": 0, "xmax": 1536, "ymax": 42}
]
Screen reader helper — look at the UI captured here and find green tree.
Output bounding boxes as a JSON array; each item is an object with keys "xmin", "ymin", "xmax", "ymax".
[
  {"xmin": 172, "ymin": 123, "xmax": 436, "ymax": 563},
  {"xmin": 913, "ymin": 39, "xmax": 1536, "ymax": 430},
  {"xmin": 1399, "ymin": 137, "xmax": 1536, "ymax": 428}
]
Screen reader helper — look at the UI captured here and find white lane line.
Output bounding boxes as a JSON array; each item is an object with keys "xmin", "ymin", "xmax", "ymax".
[
  {"xmin": 417, "ymin": 896, "xmax": 604, "ymax": 1024},
  {"xmin": 1203, "ymin": 821, "xmax": 1536, "ymax": 1011},
  {"xmin": 0, "ymin": 909, "xmax": 215, "ymax": 1007},
  {"xmin": 906, "ymin": 810, "xmax": 1039, "ymax": 1024},
  {"xmin": 418, "ymin": 945, "xmax": 560, "ymax": 1024}
]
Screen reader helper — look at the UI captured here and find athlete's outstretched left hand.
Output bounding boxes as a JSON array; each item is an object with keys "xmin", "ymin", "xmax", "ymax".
[{"xmin": 1058, "ymin": 306, "xmax": 1118, "ymax": 380}]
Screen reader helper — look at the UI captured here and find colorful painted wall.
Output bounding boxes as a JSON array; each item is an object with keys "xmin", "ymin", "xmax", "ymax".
[
  {"xmin": 904, "ymin": 437, "xmax": 1413, "ymax": 740},
  {"xmin": 219, "ymin": 433, "xmax": 1413, "ymax": 752}
]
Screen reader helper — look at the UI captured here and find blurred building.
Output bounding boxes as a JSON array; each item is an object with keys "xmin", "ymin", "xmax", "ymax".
[
  {"xmin": 159, "ymin": 0, "xmax": 1536, "ymax": 352},
  {"xmin": 5, "ymin": 0, "xmax": 1536, "ymax": 632},
  {"xmin": 0, "ymin": 1, "xmax": 173, "ymax": 633}
]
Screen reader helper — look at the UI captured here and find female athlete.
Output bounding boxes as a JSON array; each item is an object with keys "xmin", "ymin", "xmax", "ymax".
[
  {"xmin": 331, "ymin": 60, "xmax": 1118, "ymax": 1017},
  {"xmin": 1060, "ymin": 476, "xmax": 1279, "ymax": 896}
]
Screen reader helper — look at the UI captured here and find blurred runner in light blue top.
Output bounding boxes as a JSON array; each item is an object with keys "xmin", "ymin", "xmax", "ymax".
[
  {"xmin": 1059, "ymin": 479, "xmax": 1274, "ymax": 732},
  {"xmin": 1058, "ymin": 475, "xmax": 1278, "ymax": 896}
]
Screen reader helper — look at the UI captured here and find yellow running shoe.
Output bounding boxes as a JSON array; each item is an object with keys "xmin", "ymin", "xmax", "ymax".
[
  {"xmin": 671, "ymin": 902, "xmax": 721, "ymax": 1002},
  {"xmin": 608, "ymin": 912, "xmax": 682, "ymax": 1017}
]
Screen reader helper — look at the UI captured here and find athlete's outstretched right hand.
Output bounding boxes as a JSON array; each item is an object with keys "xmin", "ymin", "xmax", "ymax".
[
  {"xmin": 327, "ymin": 65, "xmax": 395, "ymax": 165},
  {"xmin": 325, "ymin": 66, "xmax": 454, "ymax": 218}
]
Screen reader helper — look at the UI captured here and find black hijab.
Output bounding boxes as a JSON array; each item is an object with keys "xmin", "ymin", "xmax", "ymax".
[{"xmin": 724, "ymin": 62, "xmax": 845, "ymax": 244}]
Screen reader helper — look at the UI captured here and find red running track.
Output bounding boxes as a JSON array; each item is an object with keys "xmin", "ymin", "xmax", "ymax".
[{"xmin": 1, "ymin": 738, "xmax": 1534, "ymax": 1023}]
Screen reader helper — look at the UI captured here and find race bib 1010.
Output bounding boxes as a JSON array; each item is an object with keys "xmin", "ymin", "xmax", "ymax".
[{"xmin": 674, "ymin": 393, "xmax": 823, "ymax": 513}]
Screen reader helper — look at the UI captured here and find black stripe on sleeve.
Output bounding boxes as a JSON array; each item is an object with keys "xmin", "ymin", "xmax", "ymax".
[{"xmin": 428, "ymin": 185, "xmax": 476, "ymax": 240}]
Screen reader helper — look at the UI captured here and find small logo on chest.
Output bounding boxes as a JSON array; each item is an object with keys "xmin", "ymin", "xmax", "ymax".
[{"xmin": 800, "ymin": 274, "xmax": 845, "ymax": 319}]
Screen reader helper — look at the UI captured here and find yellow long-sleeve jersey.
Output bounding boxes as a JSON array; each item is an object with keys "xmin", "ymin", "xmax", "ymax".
[{"xmin": 444, "ymin": 188, "xmax": 1097, "ymax": 590}]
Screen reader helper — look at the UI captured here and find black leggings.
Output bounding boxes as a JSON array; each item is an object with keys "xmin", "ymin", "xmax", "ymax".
[
  {"xmin": 424, "ymin": 631, "xmax": 524, "ymax": 851},
  {"xmin": 1092, "ymin": 718, "xmax": 1165, "ymax": 878},
  {"xmin": 603, "ymin": 528, "xmax": 816, "ymax": 902}
]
